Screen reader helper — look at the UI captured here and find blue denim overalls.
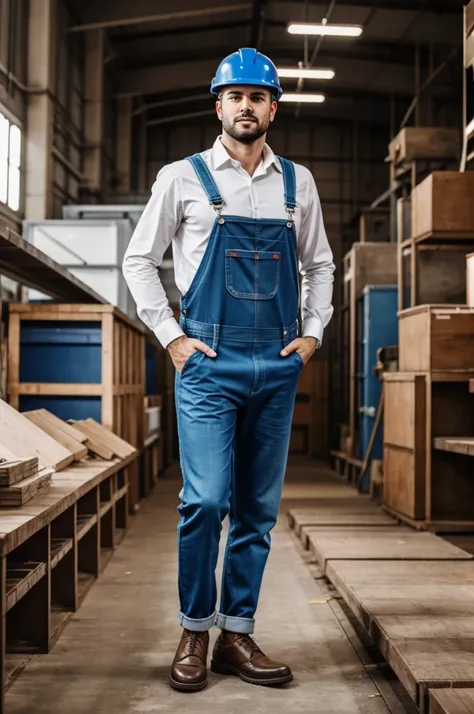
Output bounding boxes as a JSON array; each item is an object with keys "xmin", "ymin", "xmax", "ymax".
[{"xmin": 176, "ymin": 152, "xmax": 303, "ymax": 634}]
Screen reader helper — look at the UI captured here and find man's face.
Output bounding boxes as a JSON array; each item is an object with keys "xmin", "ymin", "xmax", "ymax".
[{"xmin": 216, "ymin": 86, "xmax": 277, "ymax": 144}]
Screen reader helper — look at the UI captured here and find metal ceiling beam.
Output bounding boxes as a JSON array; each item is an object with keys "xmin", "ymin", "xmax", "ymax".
[
  {"xmin": 279, "ymin": 0, "xmax": 463, "ymax": 12},
  {"xmin": 111, "ymin": 19, "xmax": 248, "ymax": 42},
  {"xmin": 116, "ymin": 53, "xmax": 456, "ymax": 98},
  {"xmin": 69, "ymin": 0, "xmax": 251, "ymax": 32}
]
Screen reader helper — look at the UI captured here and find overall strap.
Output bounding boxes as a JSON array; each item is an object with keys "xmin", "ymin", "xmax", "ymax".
[
  {"xmin": 276, "ymin": 156, "xmax": 296, "ymax": 211},
  {"xmin": 187, "ymin": 154, "xmax": 224, "ymax": 210}
]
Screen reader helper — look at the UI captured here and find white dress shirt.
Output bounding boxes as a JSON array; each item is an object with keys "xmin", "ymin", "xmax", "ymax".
[{"xmin": 122, "ymin": 136, "xmax": 335, "ymax": 349}]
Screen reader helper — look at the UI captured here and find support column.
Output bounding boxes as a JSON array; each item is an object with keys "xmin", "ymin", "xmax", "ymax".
[
  {"xmin": 116, "ymin": 97, "xmax": 132, "ymax": 193},
  {"xmin": 137, "ymin": 111, "xmax": 148, "ymax": 193},
  {"xmin": 25, "ymin": 0, "xmax": 57, "ymax": 219},
  {"xmin": 83, "ymin": 29, "xmax": 105, "ymax": 198}
]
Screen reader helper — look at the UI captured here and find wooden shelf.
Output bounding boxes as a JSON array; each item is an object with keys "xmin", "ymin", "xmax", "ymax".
[
  {"xmin": 0, "ymin": 225, "xmax": 105, "ymax": 303},
  {"xmin": 77, "ymin": 572, "xmax": 96, "ymax": 606},
  {"xmin": 76, "ymin": 513, "xmax": 98, "ymax": 540},
  {"xmin": 100, "ymin": 548, "xmax": 114, "ymax": 571},
  {"xmin": 99, "ymin": 501, "xmax": 113, "ymax": 517},
  {"xmin": 50, "ymin": 537, "xmax": 73, "ymax": 569},
  {"xmin": 433, "ymin": 437, "xmax": 474, "ymax": 457},
  {"xmin": 114, "ymin": 485, "xmax": 128, "ymax": 502},
  {"xmin": 49, "ymin": 608, "xmax": 73, "ymax": 649},
  {"xmin": 6, "ymin": 562, "xmax": 46, "ymax": 612}
]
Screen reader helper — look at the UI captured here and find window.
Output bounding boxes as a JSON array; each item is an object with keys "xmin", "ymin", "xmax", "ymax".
[{"xmin": 0, "ymin": 110, "xmax": 21, "ymax": 212}]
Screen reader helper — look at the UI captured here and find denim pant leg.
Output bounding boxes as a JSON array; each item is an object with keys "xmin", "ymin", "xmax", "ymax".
[
  {"xmin": 215, "ymin": 350, "xmax": 301, "ymax": 634},
  {"xmin": 175, "ymin": 360, "xmax": 238, "ymax": 631}
]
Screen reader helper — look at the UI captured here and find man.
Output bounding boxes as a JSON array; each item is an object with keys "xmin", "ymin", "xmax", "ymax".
[{"xmin": 122, "ymin": 48, "xmax": 335, "ymax": 692}]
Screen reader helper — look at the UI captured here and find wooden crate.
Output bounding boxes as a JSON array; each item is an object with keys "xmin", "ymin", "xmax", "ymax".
[
  {"xmin": 411, "ymin": 171, "xmax": 474, "ymax": 242},
  {"xmin": 383, "ymin": 372, "xmax": 474, "ymax": 528},
  {"xmin": 401, "ymin": 244, "xmax": 469, "ymax": 309},
  {"xmin": 7, "ymin": 304, "xmax": 146, "ymax": 513},
  {"xmin": 342, "ymin": 242, "xmax": 398, "ymax": 459},
  {"xmin": 468, "ymin": 252, "xmax": 474, "ymax": 307},
  {"xmin": 388, "ymin": 127, "xmax": 460, "ymax": 167},
  {"xmin": 398, "ymin": 306, "xmax": 474, "ymax": 373}
]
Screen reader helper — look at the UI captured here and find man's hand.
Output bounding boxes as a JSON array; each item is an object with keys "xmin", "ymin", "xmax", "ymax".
[
  {"xmin": 167, "ymin": 335, "xmax": 217, "ymax": 374},
  {"xmin": 280, "ymin": 337, "xmax": 318, "ymax": 365}
]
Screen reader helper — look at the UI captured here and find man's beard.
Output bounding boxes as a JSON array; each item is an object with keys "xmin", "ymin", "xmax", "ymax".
[{"xmin": 222, "ymin": 114, "xmax": 269, "ymax": 144}]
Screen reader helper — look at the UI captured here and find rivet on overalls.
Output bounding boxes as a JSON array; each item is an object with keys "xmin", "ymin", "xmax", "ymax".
[{"xmin": 218, "ymin": 217, "xmax": 225, "ymax": 224}]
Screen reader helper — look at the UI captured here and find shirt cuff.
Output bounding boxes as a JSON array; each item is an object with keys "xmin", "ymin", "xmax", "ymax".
[
  {"xmin": 154, "ymin": 317, "xmax": 185, "ymax": 349},
  {"xmin": 302, "ymin": 317, "xmax": 324, "ymax": 345}
]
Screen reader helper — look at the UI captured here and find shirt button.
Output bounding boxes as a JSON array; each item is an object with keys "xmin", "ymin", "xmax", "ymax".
[
  {"xmin": 283, "ymin": 330, "xmax": 287, "ymax": 335},
  {"xmin": 183, "ymin": 309, "xmax": 187, "ymax": 315}
]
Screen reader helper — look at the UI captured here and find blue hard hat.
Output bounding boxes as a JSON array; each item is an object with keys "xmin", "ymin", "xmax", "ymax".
[{"xmin": 210, "ymin": 48, "xmax": 283, "ymax": 101}]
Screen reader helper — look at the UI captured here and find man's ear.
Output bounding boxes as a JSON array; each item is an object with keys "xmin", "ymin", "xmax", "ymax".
[{"xmin": 216, "ymin": 99, "xmax": 222, "ymax": 121}]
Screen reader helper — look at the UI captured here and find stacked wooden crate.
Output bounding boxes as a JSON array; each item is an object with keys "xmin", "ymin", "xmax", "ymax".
[
  {"xmin": 383, "ymin": 167, "xmax": 474, "ymax": 529},
  {"xmin": 398, "ymin": 171, "xmax": 474, "ymax": 310},
  {"xmin": 6, "ymin": 304, "xmax": 145, "ymax": 513}
]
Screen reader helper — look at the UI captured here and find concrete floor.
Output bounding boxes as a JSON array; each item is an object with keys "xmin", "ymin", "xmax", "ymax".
[{"xmin": 6, "ymin": 460, "xmax": 415, "ymax": 714}]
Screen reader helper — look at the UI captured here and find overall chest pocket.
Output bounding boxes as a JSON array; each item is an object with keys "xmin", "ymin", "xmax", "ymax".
[{"xmin": 225, "ymin": 249, "xmax": 281, "ymax": 300}]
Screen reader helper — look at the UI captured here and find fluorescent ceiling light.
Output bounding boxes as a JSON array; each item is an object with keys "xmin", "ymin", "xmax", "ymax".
[
  {"xmin": 288, "ymin": 22, "xmax": 363, "ymax": 37},
  {"xmin": 277, "ymin": 67, "xmax": 335, "ymax": 80},
  {"xmin": 280, "ymin": 93, "xmax": 326, "ymax": 103}
]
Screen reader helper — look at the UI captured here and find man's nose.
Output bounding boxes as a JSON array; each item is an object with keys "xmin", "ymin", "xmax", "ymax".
[{"xmin": 240, "ymin": 96, "xmax": 253, "ymax": 111}]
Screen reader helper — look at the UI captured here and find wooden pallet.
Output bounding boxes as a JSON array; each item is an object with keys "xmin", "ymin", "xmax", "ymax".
[
  {"xmin": 307, "ymin": 529, "xmax": 472, "ymax": 572},
  {"xmin": 325, "ymin": 560, "xmax": 474, "ymax": 713},
  {"xmin": 300, "ymin": 520, "xmax": 403, "ymax": 550},
  {"xmin": 429, "ymin": 688, "xmax": 474, "ymax": 714},
  {"xmin": 287, "ymin": 500, "xmax": 389, "ymax": 536}
]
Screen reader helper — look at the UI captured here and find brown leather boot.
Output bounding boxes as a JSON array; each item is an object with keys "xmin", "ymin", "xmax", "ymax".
[
  {"xmin": 169, "ymin": 629, "xmax": 209, "ymax": 692},
  {"xmin": 211, "ymin": 631, "xmax": 293, "ymax": 686}
]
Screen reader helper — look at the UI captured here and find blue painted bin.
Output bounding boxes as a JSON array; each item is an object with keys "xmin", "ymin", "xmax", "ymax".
[{"xmin": 359, "ymin": 285, "xmax": 398, "ymax": 492}]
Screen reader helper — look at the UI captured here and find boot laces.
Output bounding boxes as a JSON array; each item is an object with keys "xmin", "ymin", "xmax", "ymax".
[
  {"xmin": 236, "ymin": 634, "xmax": 261, "ymax": 654},
  {"xmin": 187, "ymin": 632, "xmax": 201, "ymax": 655}
]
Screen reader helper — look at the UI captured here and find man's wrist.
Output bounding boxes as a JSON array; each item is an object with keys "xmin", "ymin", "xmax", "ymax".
[{"xmin": 303, "ymin": 336, "xmax": 320, "ymax": 350}]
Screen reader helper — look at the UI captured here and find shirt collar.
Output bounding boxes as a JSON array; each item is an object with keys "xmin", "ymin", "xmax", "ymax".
[{"xmin": 211, "ymin": 136, "xmax": 283, "ymax": 174}]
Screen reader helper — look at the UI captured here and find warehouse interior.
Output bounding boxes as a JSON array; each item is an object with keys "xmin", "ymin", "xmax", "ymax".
[{"xmin": 1, "ymin": 0, "xmax": 474, "ymax": 712}]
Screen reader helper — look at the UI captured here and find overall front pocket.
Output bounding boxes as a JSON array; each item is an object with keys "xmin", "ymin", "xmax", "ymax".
[{"xmin": 225, "ymin": 249, "xmax": 281, "ymax": 300}]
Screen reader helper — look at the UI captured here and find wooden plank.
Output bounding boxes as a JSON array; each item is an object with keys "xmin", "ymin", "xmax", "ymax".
[
  {"xmin": 23, "ymin": 411, "xmax": 88, "ymax": 461},
  {"xmin": 0, "ymin": 457, "xmax": 39, "ymax": 486},
  {"xmin": 34, "ymin": 409, "xmax": 87, "ymax": 443},
  {"xmin": 288, "ymin": 509, "xmax": 394, "ymax": 537},
  {"xmin": 101, "ymin": 313, "xmax": 114, "ymax": 431},
  {"xmin": 470, "ymin": 379, "xmax": 474, "ymax": 394},
  {"xmin": 77, "ymin": 419, "xmax": 136, "ymax": 458},
  {"xmin": 301, "ymin": 523, "xmax": 402, "ymax": 550},
  {"xmin": 0, "ymin": 469, "xmax": 53, "ymax": 506},
  {"xmin": 389, "ymin": 639, "xmax": 474, "ymax": 712},
  {"xmin": 5, "ymin": 561, "xmax": 47, "ymax": 611},
  {"xmin": 309, "ymin": 530, "xmax": 472, "ymax": 570},
  {"xmin": 0, "ymin": 399, "xmax": 74, "ymax": 471},
  {"xmin": 429, "ymin": 688, "xmax": 474, "ymax": 714},
  {"xmin": 434, "ymin": 437, "xmax": 474, "ymax": 457},
  {"xmin": 8, "ymin": 302, "xmax": 145, "ymax": 334},
  {"xmin": 9, "ymin": 383, "xmax": 103, "ymax": 396}
]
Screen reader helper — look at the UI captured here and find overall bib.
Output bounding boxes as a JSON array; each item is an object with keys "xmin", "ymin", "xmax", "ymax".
[{"xmin": 176, "ymin": 152, "xmax": 303, "ymax": 634}]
